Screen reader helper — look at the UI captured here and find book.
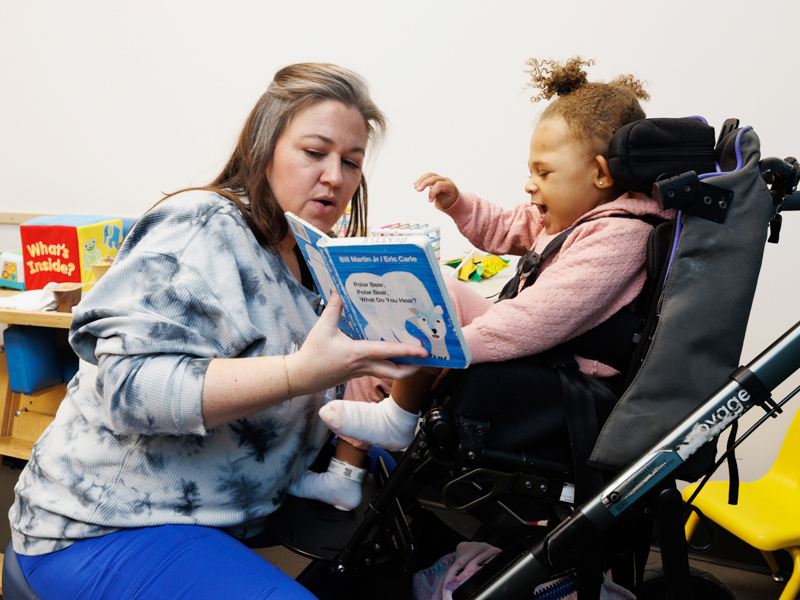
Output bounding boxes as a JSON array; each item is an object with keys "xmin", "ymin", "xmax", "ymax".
[{"xmin": 286, "ymin": 212, "xmax": 471, "ymax": 368}]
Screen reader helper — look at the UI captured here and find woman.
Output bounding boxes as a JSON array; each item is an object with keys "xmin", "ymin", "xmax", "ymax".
[{"xmin": 8, "ymin": 63, "xmax": 427, "ymax": 599}]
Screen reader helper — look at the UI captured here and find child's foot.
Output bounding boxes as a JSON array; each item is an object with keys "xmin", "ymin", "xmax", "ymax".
[
  {"xmin": 287, "ymin": 461, "xmax": 364, "ymax": 511},
  {"xmin": 319, "ymin": 397, "xmax": 420, "ymax": 451}
]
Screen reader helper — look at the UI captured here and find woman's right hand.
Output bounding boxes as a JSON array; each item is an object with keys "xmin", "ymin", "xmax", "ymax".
[
  {"xmin": 291, "ymin": 294, "xmax": 428, "ymax": 395},
  {"xmin": 414, "ymin": 173, "xmax": 460, "ymax": 210}
]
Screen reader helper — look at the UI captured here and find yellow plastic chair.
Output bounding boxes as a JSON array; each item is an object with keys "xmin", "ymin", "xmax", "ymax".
[{"xmin": 682, "ymin": 408, "xmax": 800, "ymax": 600}]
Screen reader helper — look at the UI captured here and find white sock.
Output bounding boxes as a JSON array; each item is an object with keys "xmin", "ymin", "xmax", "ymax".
[
  {"xmin": 287, "ymin": 460, "xmax": 364, "ymax": 511},
  {"xmin": 319, "ymin": 396, "xmax": 420, "ymax": 451}
]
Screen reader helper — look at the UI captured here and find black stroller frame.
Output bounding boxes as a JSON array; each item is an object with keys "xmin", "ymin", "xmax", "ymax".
[
  {"xmin": 456, "ymin": 319, "xmax": 800, "ymax": 599},
  {"xmin": 275, "ymin": 118, "xmax": 800, "ymax": 600}
]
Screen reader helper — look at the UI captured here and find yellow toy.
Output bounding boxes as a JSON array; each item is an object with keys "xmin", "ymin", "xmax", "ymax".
[{"xmin": 446, "ymin": 250, "xmax": 509, "ymax": 282}]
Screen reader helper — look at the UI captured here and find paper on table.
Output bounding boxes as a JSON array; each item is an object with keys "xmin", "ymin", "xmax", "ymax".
[{"xmin": 0, "ymin": 289, "xmax": 56, "ymax": 311}]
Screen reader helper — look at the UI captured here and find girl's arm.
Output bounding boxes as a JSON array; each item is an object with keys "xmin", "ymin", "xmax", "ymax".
[
  {"xmin": 415, "ymin": 175, "xmax": 542, "ymax": 256},
  {"xmin": 444, "ymin": 191, "xmax": 543, "ymax": 256}
]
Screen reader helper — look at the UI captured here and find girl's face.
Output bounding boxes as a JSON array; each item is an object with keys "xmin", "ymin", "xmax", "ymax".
[
  {"xmin": 267, "ymin": 100, "xmax": 368, "ymax": 237},
  {"xmin": 524, "ymin": 118, "xmax": 609, "ymax": 235}
]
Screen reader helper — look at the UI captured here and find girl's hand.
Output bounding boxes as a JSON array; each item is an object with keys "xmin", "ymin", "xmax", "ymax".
[
  {"xmin": 292, "ymin": 294, "xmax": 428, "ymax": 393},
  {"xmin": 414, "ymin": 173, "xmax": 460, "ymax": 210}
]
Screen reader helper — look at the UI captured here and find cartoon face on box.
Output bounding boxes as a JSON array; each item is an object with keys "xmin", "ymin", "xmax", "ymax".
[{"xmin": 21, "ymin": 215, "xmax": 124, "ymax": 290}]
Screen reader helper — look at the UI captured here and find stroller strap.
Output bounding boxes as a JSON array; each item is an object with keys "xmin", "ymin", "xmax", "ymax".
[{"xmin": 498, "ymin": 214, "xmax": 665, "ymax": 373}]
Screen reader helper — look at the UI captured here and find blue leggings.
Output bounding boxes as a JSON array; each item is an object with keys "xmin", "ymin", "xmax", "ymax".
[{"xmin": 16, "ymin": 525, "xmax": 317, "ymax": 599}]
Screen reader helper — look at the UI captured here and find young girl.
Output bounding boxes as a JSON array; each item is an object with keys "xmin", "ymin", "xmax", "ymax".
[{"xmin": 290, "ymin": 57, "xmax": 675, "ymax": 510}]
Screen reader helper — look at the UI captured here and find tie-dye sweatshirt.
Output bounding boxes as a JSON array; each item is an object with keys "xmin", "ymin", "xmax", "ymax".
[{"xmin": 9, "ymin": 191, "xmax": 332, "ymax": 556}]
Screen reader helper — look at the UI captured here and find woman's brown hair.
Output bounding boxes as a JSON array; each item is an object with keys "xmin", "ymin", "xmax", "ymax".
[{"xmin": 526, "ymin": 57, "xmax": 649, "ymax": 158}]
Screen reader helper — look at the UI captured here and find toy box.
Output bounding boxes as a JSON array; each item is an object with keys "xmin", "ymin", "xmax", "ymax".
[
  {"xmin": 1, "ymin": 250, "xmax": 25, "ymax": 290},
  {"xmin": 20, "ymin": 214, "xmax": 125, "ymax": 290}
]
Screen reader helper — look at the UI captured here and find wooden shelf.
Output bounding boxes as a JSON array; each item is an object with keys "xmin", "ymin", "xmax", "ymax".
[
  {"xmin": 0, "ymin": 213, "xmax": 47, "ymax": 226},
  {"xmin": 0, "ymin": 288, "xmax": 75, "ymax": 328},
  {"xmin": 0, "ymin": 307, "xmax": 73, "ymax": 329},
  {"xmin": 0, "ymin": 436, "xmax": 35, "ymax": 461}
]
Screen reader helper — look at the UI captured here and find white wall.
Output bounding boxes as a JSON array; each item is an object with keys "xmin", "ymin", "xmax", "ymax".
[{"xmin": 2, "ymin": 0, "xmax": 799, "ymax": 483}]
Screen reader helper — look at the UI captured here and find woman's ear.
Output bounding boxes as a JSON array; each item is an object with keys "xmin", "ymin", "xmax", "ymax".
[{"xmin": 594, "ymin": 155, "xmax": 615, "ymax": 189}]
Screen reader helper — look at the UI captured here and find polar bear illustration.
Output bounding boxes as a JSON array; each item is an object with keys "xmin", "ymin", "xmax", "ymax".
[
  {"xmin": 409, "ymin": 305, "xmax": 450, "ymax": 361},
  {"xmin": 345, "ymin": 271, "xmax": 450, "ymax": 360}
]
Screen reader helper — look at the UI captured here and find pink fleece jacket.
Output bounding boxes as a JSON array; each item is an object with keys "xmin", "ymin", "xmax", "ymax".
[{"xmin": 444, "ymin": 191, "xmax": 675, "ymax": 377}]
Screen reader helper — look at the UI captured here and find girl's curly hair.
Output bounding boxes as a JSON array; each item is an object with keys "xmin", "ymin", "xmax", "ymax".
[{"xmin": 525, "ymin": 57, "xmax": 650, "ymax": 158}]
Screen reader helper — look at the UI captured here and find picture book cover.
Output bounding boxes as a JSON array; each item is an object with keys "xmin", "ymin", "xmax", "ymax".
[{"xmin": 286, "ymin": 212, "xmax": 471, "ymax": 368}]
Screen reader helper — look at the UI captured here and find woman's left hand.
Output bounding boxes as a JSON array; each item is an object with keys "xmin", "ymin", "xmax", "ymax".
[
  {"xmin": 290, "ymin": 294, "xmax": 428, "ymax": 394},
  {"xmin": 201, "ymin": 295, "xmax": 427, "ymax": 429}
]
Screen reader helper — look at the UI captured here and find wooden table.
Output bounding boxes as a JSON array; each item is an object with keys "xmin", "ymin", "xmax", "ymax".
[
  {"xmin": 0, "ymin": 307, "xmax": 72, "ymax": 329},
  {"xmin": 0, "ymin": 293, "xmax": 75, "ymax": 586},
  {"xmin": 0, "ymin": 288, "xmax": 73, "ymax": 328}
]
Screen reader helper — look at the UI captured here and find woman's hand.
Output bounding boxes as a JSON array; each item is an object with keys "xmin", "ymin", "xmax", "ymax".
[
  {"xmin": 290, "ymin": 294, "xmax": 428, "ymax": 394},
  {"xmin": 414, "ymin": 173, "xmax": 460, "ymax": 210},
  {"xmin": 201, "ymin": 295, "xmax": 427, "ymax": 430}
]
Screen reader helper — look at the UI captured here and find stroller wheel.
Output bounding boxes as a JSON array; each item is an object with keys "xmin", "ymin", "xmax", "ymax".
[{"xmin": 638, "ymin": 565, "xmax": 736, "ymax": 599}]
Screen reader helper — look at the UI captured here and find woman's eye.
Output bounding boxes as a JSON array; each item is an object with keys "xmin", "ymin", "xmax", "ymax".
[
  {"xmin": 305, "ymin": 149, "xmax": 324, "ymax": 159},
  {"xmin": 343, "ymin": 159, "xmax": 361, "ymax": 170}
]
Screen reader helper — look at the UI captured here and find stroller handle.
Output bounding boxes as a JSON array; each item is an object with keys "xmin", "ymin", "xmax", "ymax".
[
  {"xmin": 781, "ymin": 190, "xmax": 800, "ymax": 211},
  {"xmin": 761, "ymin": 156, "xmax": 800, "ymax": 206}
]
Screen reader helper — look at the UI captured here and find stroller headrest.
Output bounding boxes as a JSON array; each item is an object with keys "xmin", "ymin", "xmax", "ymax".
[{"xmin": 608, "ymin": 117, "xmax": 718, "ymax": 193}]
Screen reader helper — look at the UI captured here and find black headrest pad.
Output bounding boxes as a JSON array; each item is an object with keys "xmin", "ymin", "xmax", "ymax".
[{"xmin": 608, "ymin": 118, "xmax": 717, "ymax": 194}]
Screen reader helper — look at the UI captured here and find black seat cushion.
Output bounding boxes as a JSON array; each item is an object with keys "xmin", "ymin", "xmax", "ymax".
[{"xmin": 432, "ymin": 355, "xmax": 619, "ymax": 466}]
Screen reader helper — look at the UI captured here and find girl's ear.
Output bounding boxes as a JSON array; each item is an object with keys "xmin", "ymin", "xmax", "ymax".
[{"xmin": 594, "ymin": 155, "xmax": 615, "ymax": 189}]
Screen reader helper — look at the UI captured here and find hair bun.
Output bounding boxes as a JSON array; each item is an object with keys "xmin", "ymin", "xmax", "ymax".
[{"xmin": 526, "ymin": 57, "xmax": 594, "ymax": 102}]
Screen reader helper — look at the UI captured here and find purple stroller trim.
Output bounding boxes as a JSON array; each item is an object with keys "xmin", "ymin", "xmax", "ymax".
[
  {"xmin": 663, "ymin": 126, "xmax": 751, "ymax": 284},
  {"xmin": 664, "ymin": 126, "xmax": 752, "ymax": 280},
  {"xmin": 700, "ymin": 126, "xmax": 752, "ymax": 180},
  {"xmin": 666, "ymin": 211, "xmax": 684, "ymax": 276}
]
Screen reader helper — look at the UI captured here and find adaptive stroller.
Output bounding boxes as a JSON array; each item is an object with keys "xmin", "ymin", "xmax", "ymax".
[
  {"xmin": 2, "ymin": 117, "xmax": 798, "ymax": 600},
  {"xmin": 265, "ymin": 117, "xmax": 800, "ymax": 600}
]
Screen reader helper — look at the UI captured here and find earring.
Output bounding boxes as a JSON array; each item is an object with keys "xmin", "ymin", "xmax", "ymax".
[{"xmin": 598, "ymin": 181, "xmax": 604, "ymax": 186}]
